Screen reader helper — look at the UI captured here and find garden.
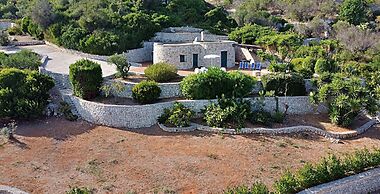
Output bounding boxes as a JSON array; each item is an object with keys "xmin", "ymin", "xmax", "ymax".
[
  {"xmin": 0, "ymin": 0, "xmax": 379, "ymax": 193},
  {"xmin": 66, "ymin": 53, "xmax": 379, "ymax": 135}
]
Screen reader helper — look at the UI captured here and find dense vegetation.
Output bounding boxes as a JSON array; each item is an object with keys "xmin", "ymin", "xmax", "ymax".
[
  {"xmin": 0, "ymin": 68, "xmax": 54, "ymax": 119},
  {"xmin": 1, "ymin": 0, "xmax": 236, "ymax": 55},
  {"xmin": 226, "ymin": 148, "xmax": 380, "ymax": 194},
  {"xmin": 0, "ymin": 50, "xmax": 41, "ymax": 70}
]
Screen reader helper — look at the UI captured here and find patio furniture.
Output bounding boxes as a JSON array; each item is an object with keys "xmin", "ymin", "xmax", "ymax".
[
  {"xmin": 239, "ymin": 61, "xmax": 244, "ymax": 69},
  {"xmin": 255, "ymin": 62, "xmax": 262, "ymax": 70},
  {"xmin": 244, "ymin": 61, "xmax": 250, "ymax": 69}
]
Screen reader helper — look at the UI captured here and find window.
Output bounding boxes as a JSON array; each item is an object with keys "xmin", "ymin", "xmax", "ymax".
[{"xmin": 180, "ymin": 55, "xmax": 186, "ymax": 62}]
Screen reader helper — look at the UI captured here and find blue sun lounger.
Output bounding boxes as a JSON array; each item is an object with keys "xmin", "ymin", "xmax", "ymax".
[{"xmin": 239, "ymin": 61, "xmax": 244, "ymax": 69}]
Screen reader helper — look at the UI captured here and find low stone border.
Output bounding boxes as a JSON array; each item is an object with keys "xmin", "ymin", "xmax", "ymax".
[
  {"xmin": 157, "ymin": 118, "xmax": 379, "ymax": 139},
  {"xmin": 0, "ymin": 185, "xmax": 29, "ymax": 194},
  {"xmin": 158, "ymin": 123, "xmax": 197, "ymax": 132},
  {"xmin": 298, "ymin": 167, "xmax": 380, "ymax": 194}
]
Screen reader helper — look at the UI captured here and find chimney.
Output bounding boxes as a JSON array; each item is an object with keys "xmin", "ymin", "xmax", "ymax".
[{"xmin": 201, "ymin": 31, "xmax": 204, "ymax": 42}]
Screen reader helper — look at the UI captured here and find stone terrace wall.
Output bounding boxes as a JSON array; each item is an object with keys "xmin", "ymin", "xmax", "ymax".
[
  {"xmin": 67, "ymin": 95, "xmax": 327, "ymax": 129},
  {"xmin": 105, "ymin": 79, "xmax": 315, "ymax": 99},
  {"xmin": 125, "ymin": 42, "xmax": 154, "ymax": 62},
  {"xmin": 104, "ymin": 79, "xmax": 181, "ymax": 99}
]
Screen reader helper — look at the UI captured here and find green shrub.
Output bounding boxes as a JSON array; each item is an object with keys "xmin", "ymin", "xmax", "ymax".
[
  {"xmin": 292, "ymin": 57, "xmax": 315, "ymax": 79},
  {"xmin": 66, "ymin": 186, "xmax": 92, "ymax": 194},
  {"xmin": 69, "ymin": 59, "xmax": 103, "ymax": 100},
  {"xmin": 274, "ymin": 170, "xmax": 298, "ymax": 194},
  {"xmin": 132, "ymin": 80, "xmax": 161, "ymax": 104},
  {"xmin": 0, "ymin": 31, "xmax": 9, "ymax": 46},
  {"xmin": 180, "ymin": 68, "xmax": 256, "ymax": 99},
  {"xmin": 296, "ymin": 163, "xmax": 318, "ymax": 189},
  {"xmin": 0, "ymin": 50, "xmax": 41, "ymax": 70},
  {"xmin": 314, "ymin": 59, "xmax": 336, "ymax": 74},
  {"xmin": 7, "ymin": 26, "xmax": 23, "ymax": 35},
  {"xmin": 268, "ymin": 63, "xmax": 293, "ymax": 73},
  {"xmin": 144, "ymin": 63, "xmax": 178, "ymax": 82},
  {"xmin": 181, "ymin": 68, "xmax": 231, "ymax": 99},
  {"xmin": 203, "ymin": 96, "xmax": 251, "ymax": 129},
  {"xmin": 261, "ymin": 73, "xmax": 306, "ymax": 96},
  {"xmin": 0, "ymin": 68, "xmax": 54, "ymax": 119},
  {"xmin": 59, "ymin": 101, "xmax": 78, "ymax": 121},
  {"xmin": 158, "ymin": 102, "xmax": 195, "ymax": 127},
  {"xmin": 228, "ymin": 71, "xmax": 257, "ymax": 97},
  {"xmin": 224, "ymin": 182, "xmax": 269, "ymax": 194},
  {"xmin": 272, "ymin": 111, "xmax": 285, "ymax": 123},
  {"xmin": 311, "ymin": 75, "xmax": 378, "ymax": 126},
  {"xmin": 250, "ymin": 110, "xmax": 272, "ymax": 126}
]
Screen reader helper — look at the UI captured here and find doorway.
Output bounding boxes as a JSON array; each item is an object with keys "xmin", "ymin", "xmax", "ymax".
[
  {"xmin": 221, "ymin": 51, "xmax": 227, "ymax": 68},
  {"xmin": 193, "ymin": 54, "xmax": 199, "ymax": 68}
]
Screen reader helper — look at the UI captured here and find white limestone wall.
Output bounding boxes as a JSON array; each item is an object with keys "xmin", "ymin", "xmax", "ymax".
[
  {"xmin": 153, "ymin": 41, "xmax": 235, "ymax": 70},
  {"xmin": 151, "ymin": 32, "xmax": 228, "ymax": 43},
  {"xmin": 126, "ymin": 42, "xmax": 154, "ymax": 62},
  {"xmin": 67, "ymin": 95, "xmax": 327, "ymax": 129}
]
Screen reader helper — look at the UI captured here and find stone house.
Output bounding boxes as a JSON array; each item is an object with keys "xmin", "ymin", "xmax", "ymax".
[{"xmin": 152, "ymin": 27, "xmax": 236, "ymax": 69}]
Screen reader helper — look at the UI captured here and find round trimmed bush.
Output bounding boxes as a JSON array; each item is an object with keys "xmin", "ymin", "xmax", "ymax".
[
  {"xmin": 69, "ymin": 59, "xmax": 103, "ymax": 100},
  {"xmin": 261, "ymin": 73, "xmax": 306, "ymax": 96},
  {"xmin": 144, "ymin": 63, "xmax": 178, "ymax": 82},
  {"xmin": 132, "ymin": 80, "xmax": 161, "ymax": 104}
]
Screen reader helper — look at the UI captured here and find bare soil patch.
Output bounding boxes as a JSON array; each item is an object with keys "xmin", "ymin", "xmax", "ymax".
[{"xmin": 0, "ymin": 117, "xmax": 379, "ymax": 194}]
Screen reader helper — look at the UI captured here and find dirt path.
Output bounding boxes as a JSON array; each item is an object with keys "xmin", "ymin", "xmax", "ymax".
[{"xmin": 0, "ymin": 117, "xmax": 379, "ymax": 193}]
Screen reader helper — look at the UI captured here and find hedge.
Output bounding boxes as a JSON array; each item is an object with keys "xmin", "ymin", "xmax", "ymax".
[{"xmin": 69, "ymin": 59, "xmax": 103, "ymax": 100}]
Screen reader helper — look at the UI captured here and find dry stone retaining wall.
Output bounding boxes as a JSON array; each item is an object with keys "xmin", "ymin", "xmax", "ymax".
[
  {"xmin": 66, "ymin": 95, "xmax": 327, "ymax": 129},
  {"xmin": 104, "ymin": 79, "xmax": 181, "ymax": 99}
]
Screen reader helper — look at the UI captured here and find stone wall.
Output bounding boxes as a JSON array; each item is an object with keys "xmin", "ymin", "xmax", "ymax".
[
  {"xmin": 105, "ymin": 79, "xmax": 314, "ymax": 99},
  {"xmin": 67, "ymin": 95, "xmax": 327, "ymax": 129},
  {"xmin": 153, "ymin": 41, "xmax": 236, "ymax": 69},
  {"xmin": 0, "ymin": 21, "xmax": 15, "ymax": 30},
  {"xmin": 125, "ymin": 42, "xmax": 154, "ymax": 62},
  {"xmin": 104, "ymin": 79, "xmax": 181, "ymax": 99},
  {"xmin": 151, "ymin": 31, "xmax": 228, "ymax": 43}
]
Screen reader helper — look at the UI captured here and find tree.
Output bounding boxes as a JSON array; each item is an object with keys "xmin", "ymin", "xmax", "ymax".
[
  {"xmin": 339, "ymin": 0, "xmax": 368, "ymax": 25},
  {"xmin": 334, "ymin": 22, "xmax": 379, "ymax": 53},
  {"xmin": 108, "ymin": 54, "xmax": 130, "ymax": 78},
  {"xmin": 30, "ymin": 0, "xmax": 55, "ymax": 29}
]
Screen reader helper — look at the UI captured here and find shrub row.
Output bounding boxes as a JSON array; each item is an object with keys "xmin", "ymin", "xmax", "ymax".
[{"xmin": 225, "ymin": 148, "xmax": 380, "ymax": 194}]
